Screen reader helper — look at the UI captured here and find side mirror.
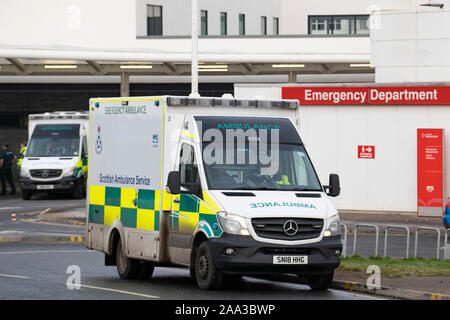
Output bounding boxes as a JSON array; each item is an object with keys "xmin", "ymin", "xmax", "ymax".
[
  {"xmin": 324, "ymin": 173, "xmax": 340, "ymax": 197},
  {"xmin": 167, "ymin": 171, "xmax": 181, "ymax": 194}
]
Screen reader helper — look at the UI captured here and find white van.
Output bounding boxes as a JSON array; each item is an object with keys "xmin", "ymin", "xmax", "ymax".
[
  {"xmin": 86, "ymin": 96, "xmax": 342, "ymax": 290},
  {"xmin": 19, "ymin": 112, "xmax": 89, "ymax": 200}
]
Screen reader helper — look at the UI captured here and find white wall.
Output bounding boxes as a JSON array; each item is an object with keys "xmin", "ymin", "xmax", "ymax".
[
  {"xmin": 235, "ymin": 83, "xmax": 450, "ymax": 213},
  {"xmin": 371, "ymin": 8, "xmax": 450, "ymax": 83}
]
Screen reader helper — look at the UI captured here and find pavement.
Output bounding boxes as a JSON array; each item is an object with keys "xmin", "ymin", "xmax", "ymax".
[{"xmin": 1, "ymin": 199, "xmax": 449, "ymax": 300}]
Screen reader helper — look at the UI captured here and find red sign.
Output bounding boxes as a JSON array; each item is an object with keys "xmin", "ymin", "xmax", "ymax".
[
  {"xmin": 282, "ymin": 86, "xmax": 450, "ymax": 105},
  {"xmin": 358, "ymin": 145, "xmax": 375, "ymax": 159},
  {"xmin": 417, "ymin": 129, "xmax": 444, "ymax": 217}
]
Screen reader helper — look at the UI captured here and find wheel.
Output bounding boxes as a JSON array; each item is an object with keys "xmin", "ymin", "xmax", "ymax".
[
  {"xmin": 115, "ymin": 239, "xmax": 141, "ymax": 279},
  {"xmin": 306, "ymin": 271, "xmax": 334, "ymax": 291},
  {"xmin": 138, "ymin": 262, "xmax": 155, "ymax": 279},
  {"xmin": 194, "ymin": 241, "xmax": 222, "ymax": 290},
  {"xmin": 21, "ymin": 191, "xmax": 32, "ymax": 200},
  {"xmin": 72, "ymin": 179, "xmax": 84, "ymax": 199}
]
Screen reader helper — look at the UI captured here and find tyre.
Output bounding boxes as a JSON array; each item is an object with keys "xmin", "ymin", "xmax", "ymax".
[
  {"xmin": 72, "ymin": 180, "xmax": 84, "ymax": 199},
  {"xmin": 21, "ymin": 191, "xmax": 32, "ymax": 200},
  {"xmin": 194, "ymin": 241, "xmax": 222, "ymax": 290},
  {"xmin": 115, "ymin": 239, "xmax": 141, "ymax": 279},
  {"xmin": 138, "ymin": 262, "xmax": 155, "ymax": 279},
  {"xmin": 306, "ymin": 271, "xmax": 334, "ymax": 291}
]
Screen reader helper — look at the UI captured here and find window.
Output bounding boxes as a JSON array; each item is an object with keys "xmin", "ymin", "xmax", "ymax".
[
  {"xmin": 147, "ymin": 5, "xmax": 162, "ymax": 36},
  {"xmin": 261, "ymin": 16, "xmax": 267, "ymax": 35},
  {"xmin": 273, "ymin": 17, "xmax": 279, "ymax": 35},
  {"xmin": 356, "ymin": 16, "xmax": 370, "ymax": 34},
  {"xmin": 201, "ymin": 10, "xmax": 208, "ymax": 36},
  {"xmin": 179, "ymin": 144, "xmax": 199, "ymax": 186},
  {"xmin": 308, "ymin": 15, "xmax": 370, "ymax": 35},
  {"xmin": 239, "ymin": 13, "xmax": 245, "ymax": 35},
  {"xmin": 220, "ymin": 12, "xmax": 227, "ymax": 35}
]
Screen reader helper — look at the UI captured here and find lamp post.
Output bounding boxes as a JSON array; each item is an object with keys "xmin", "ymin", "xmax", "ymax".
[{"xmin": 190, "ymin": 0, "xmax": 200, "ymax": 97}]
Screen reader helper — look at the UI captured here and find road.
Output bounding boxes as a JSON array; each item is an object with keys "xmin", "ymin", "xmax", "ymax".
[{"xmin": 0, "ymin": 242, "xmax": 382, "ymax": 300}]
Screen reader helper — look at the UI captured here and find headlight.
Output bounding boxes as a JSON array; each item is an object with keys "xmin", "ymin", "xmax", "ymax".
[
  {"xmin": 217, "ymin": 211, "xmax": 250, "ymax": 236},
  {"xmin": 20, "ymin": 167, "xmax": 29, "ymax": 178},
  {"xmin": 62, "ymin": 166, "xmax": 76, "ymax": 177},
  {"xmin": 324, "ymin": 214, "xmax": 340, "ymax": 237}
]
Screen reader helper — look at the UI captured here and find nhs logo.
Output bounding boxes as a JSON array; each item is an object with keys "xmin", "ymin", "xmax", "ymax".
[{"xmin": 152, "ymin": 134, "xmax": 159, "ymax": 147}]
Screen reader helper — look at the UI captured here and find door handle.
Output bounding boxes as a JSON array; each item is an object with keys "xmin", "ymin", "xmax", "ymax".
[{"xmin": 173, "ymin": 198, "xmax": 180, "ymax": 204}]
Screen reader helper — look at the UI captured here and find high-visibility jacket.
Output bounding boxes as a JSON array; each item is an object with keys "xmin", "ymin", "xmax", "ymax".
[{"xmin": 17, "ymin": 146, "xmax": 27, "ymax": 167}]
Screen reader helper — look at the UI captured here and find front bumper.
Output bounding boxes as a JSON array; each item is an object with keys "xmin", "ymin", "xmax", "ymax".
[
  {"xmin": 208, "ymin": 233, "xmax": 342, "ymax": 275},
  {"xmin": 19, "ymin": 176, "xmax": 82, "ymax": 192}
]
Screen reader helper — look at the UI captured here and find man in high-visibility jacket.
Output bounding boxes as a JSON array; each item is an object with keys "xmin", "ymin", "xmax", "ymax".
[{"xmin": 17, "ymin": 141, "xmax": 27, "ymax": 171}]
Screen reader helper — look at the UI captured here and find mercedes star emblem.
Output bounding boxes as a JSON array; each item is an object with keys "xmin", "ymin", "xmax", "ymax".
[
  {"xmin": 283, "ymin": 220, "xmax": 298, "ymax": 236},
  {"xmin": 41, "ymin": 170, "xmax": 49, "ymax": 178}
]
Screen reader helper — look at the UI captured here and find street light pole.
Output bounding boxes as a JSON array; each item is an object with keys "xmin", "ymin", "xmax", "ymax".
[{"xmin": 190, "ymin": 0, "xmax": 200, "ymax": 97}]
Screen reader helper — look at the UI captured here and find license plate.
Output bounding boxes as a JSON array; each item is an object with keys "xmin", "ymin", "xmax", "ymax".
[
  {"xmin": 273, "ymin": 255, "xmax": 308, "ymax": 264},
  {"xmin": 37, "ymin": 185, "xmax": 54, "ymax": 190}
]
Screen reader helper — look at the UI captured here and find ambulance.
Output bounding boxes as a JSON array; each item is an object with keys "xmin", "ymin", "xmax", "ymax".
[
  {"xmin": 19, "ymin": 112, "xmax": 90, "ymax": 200},
  {"xmin": 86, "ymin": 96, "xmax": 342, "ymax": 290}
]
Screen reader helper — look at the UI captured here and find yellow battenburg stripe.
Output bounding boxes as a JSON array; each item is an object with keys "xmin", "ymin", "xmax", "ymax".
[
  {"xmin": 137, "ymin": 209, "xmax": 155, "ymax": 230},
  {"xmin": 162, "ymin": 190, "xmax": 172, "ymax": 211},
  {"xmin": 121, "ymin": 188, "xmax": 138, "ymax": 208},
  {"xmin": 104, "ymin": 206, "xmax": 121, "ymax": 225},
  {"xmin": 90, "ymin": 185, "xmax": 105, "ymax": 206},
  {"xmin": 178, "ymin": 211, "xmax": 199, "ymax": 232},
  {"xmin": 202, "ymin": 192, "xmax": 222, "ymax": 212}
]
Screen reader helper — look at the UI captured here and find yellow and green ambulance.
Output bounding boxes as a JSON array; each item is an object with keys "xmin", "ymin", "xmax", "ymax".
[{"xmin": 86, "ymin": 96, "xmax": 342, "ymax": 290}]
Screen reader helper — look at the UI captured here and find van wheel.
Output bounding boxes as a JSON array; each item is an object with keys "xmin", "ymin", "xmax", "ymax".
[
  {"xmin": 138, "ymin": 262, "xmax": 155, "ymax": 279},
  {"xmin": 116, "ymin": 239, "xmax": 141, "ymax": 279},
  {"xmin": 306, "ymin": 271, "xmax": 334, "ymax": 291},
  {"xmin": 72, "ymin": 180, "xmax": 84, "ymax": 199},
  {"xmin": 22, "ymin": 191, "xmax": 32, "ymax": 200},
  {"xmin": 195, "ymin": 241, "xmax": 222, "ymax": 290}
]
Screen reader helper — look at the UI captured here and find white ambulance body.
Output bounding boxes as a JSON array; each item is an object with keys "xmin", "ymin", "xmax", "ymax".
[
  {"xmin": 86, "ymin": 96, "xmax": 342, "ymax": 290},
  {"xmin": 19, "ymin": 112, "xmax": 90, "ymax": 200}
]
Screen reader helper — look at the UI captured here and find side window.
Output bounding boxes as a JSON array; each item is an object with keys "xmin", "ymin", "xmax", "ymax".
[
  {"xmin": 82, "ymin": 136, "xmax": 88, "ymax": 157},
  {"xmin": 179, "ymin": 143, "xmax": 198, "ymax": 186}
]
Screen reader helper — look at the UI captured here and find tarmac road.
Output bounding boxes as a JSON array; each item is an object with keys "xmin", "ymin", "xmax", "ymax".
[{"xmin": 0, "ymin": 242, "xmax": 383, "ymax": 300}]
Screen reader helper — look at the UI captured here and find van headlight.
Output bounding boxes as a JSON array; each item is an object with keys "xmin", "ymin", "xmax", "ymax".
[
  {"xmin": 217, "ymin": 211, "xmax": 250, "ymax": 236},
  {"xmin": 324, "ymin": 214, "xmax": 340, "ymax": 237},
  {"xmin": 20, "ymin": 167, "xmax": 30, "ymax": 178},
  {"xmin": 62, "ymin": 166, "xmax": 76, "ymax": 177}
]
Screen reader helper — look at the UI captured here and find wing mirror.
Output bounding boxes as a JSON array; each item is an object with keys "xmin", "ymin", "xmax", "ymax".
[
  {"xmin": 324, "ymin": 173, "xmax": 340, "ymax": 197},
  {"xmin": 167, "ymin": 171, "xmax": 181, "ymax": 194}
]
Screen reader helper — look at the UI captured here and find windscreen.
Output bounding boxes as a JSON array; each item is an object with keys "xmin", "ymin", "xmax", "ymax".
[
  {"xmin": 195, "ymin": 116, "xmax": 322, "ymax": 191},
  {"xmin": 27, "ymin": 124, "xmax": 80, "ymax": 157}
]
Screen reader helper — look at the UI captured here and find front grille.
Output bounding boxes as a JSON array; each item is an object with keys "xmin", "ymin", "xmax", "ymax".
[
  {"xmin": 251, "ymin": 217, "xmax": 323, "ymax": 241},
  {"xmin": 30, "ymin": 169, "xmax": 62, "ymax": 179}
]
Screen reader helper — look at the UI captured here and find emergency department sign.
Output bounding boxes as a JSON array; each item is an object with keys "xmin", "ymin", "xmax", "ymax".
[{"xmin": 417, "ymin": 128, "xmax": 444, "ymax": 217}]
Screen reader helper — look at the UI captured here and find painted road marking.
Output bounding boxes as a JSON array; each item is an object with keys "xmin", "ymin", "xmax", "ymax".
[
  {"xmin": 0, "ymin": 207, "xmax": 22, "ymax": 211},
  {"xmin": 79, "ymin": 284, "xmax": 160, "ymax": 299},
  {"xmin": 0, "ymin": 250, "xmax": 94, "ymax": 255},
  {"xmin": 0, "ymin": 273, "xmax": 30, "ymax": 279}
]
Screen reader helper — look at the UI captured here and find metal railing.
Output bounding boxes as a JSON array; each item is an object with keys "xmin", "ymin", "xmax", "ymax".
[
  {"xmin": 340, "ymin": 223, "xmax": 348, "ymax": 258},
  {"xmin": 383, "ymin": 225, "xmax": 410, "ymax": 258},
  {"xmin": 414, "ymin": 227, "xmax": 441, "ymax": 260},
  {"xmin": 444, "ymin": 229, "xmax": 450, "ymax": 260},
  {"xmin": 352, "ymin": 224, "xmax": 379, "ymax": 257}
]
